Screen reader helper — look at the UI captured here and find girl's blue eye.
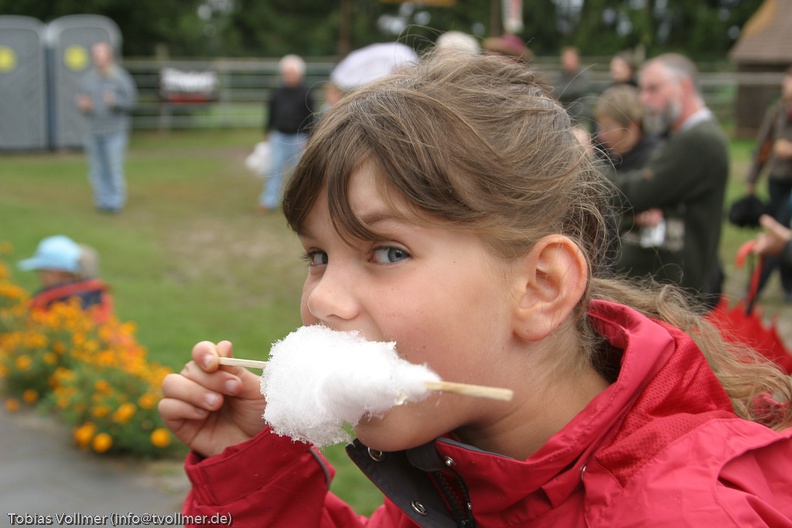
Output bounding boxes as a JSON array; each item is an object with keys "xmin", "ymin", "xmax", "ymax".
[
  {"xmin": 304, "ymin": 250, "xmax": 328, "ymax": 266},
  {"xmin": 372, "ymin": 246, "xmax": 409, "ymax": 264}
]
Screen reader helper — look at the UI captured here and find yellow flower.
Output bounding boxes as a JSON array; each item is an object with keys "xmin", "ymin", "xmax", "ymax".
[
  {"xmin": 73, "ymin": 422, "xmax": 97, "ymax": 449},
  {"xmin": 150, "ymin": 428, "xmax": 171, "ymax": 448},
  {"xmin": 15, "ymin": 355, "xmax": 32, "ymax": 371},
  {"xmin": 91, "ymin": 405, "xmax": 110, "ymax": 419},
  {"xmin": 44, "ymin": 352, "xmax": 58, "ymax": 365},
  {"xmin": 22, "ymin": 389, "xmax": 38, "ymax": 404},
  {"xmin": 112, "ymin": 402, "xmax": 136, "ymax": 424},
  {"xmin": 92, "ymin": 432, "xmax": 113, "ymax": 453},
  {"xmin": 23, "ymin": 333, "xmax": 47, "ymax": 348},
  {"xmin": 4, "ymin": 398, "xmax": 20, "ymax": 412},
  {"xmin": 138, "ymin": 393, "xmax": 158, "ymax": 410},
  {"xmin": 53, "ymin": 367, "xmax": 76, "ymax": 381}
]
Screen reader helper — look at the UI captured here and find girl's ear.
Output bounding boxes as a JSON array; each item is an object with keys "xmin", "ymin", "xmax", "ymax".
[{"xmin": 511, "ymin": 235, "xmax": 588, "ymax": 342}]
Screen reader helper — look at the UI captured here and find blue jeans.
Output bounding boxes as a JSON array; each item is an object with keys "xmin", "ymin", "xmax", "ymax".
[
  {"xmin": 259, "ymin": 130, "xmax": 307, "ymax": 209},
  {"xmin": 84, "ymin": 131, "xmax": 128, "ymax": 211}
]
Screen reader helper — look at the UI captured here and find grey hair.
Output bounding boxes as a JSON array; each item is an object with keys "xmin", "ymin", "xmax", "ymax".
[{"xmin": 279, "ymin": 54, "xmax": 306, "ymax": 77}]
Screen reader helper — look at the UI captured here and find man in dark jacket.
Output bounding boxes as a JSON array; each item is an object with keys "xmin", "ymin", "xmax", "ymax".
[
  {"xmin": 259, "ymin": 55, "xmax": 315, "ymax": 212},
  {"xmin": 606, "ymin": 53, "xmax": 729, "ymax": 310}
]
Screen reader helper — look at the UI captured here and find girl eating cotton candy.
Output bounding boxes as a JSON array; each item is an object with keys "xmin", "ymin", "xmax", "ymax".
[{"xmin": 159, "ymin": 50, "xmax": 792, "ymax": 527}]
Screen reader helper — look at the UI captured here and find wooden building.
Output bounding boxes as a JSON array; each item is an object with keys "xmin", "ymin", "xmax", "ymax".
[{"xmin": 729, "ymin": 0, "xmax": 792, "ymax": 137}]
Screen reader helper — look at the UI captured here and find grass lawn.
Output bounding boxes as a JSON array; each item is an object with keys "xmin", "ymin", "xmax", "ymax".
[
  {"xmin": 1, "ymin": 127, "xmax": 788, "ymax": 516},
  {"xmin": 1, "ymin": 128, "xmax": 383, "ymax": 514}
]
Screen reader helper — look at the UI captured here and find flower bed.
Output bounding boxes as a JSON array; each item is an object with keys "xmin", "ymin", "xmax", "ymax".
[{"xmin": 0, "ymin": 246, "xmax": 180, "ymax": 458}]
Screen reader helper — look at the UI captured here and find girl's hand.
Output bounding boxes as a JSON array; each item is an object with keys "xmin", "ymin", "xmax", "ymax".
[{"xmin": 159, "ymin": 340, "xmax": 266, "ymax": 458}]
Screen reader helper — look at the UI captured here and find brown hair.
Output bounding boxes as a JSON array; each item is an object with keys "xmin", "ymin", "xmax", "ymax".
[
  {"xmin": 594, "ymin": 84, "xmax": 644, "ymax": 131},
  {"xmin": 283, "ymin": 51, "xmax": 792, "ymax": 430}
]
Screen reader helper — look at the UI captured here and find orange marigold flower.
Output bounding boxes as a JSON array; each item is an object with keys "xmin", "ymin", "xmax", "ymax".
[
  {"xmin": 112, "ymin": 402, "xmax": 136, "ymax": 424},
  {"xmin": 91, "ymin": 405, "xmax": 110, "ymax": 419},
  {"xmin": 22, "ymin": 389, "xmax": 38, "ymax": 404},
  {"xmin": 24, "ymin": 333, "xmax": 47, "ymax": 348},
  {"xmin": 150, "ymin": 428, "xmax": 171, "ymax": 448},
  {"xmin": 74, "ymin": 422, "xmax": 97, "ymax": 449},
  {"xmin": 138, "ymin": 393, "xmax": 159, "ymax": 410},
  {"xmin": 15, "ymin": 355, "xmax": 32, "ymax": 371},
  {"xmin": 4, "ymin": 398, "xmax": 20, "ymax": 412},
  {"xmin": 94, "ymin": 380, "xmax": 111, "ymax": 393},
  {"xmin": 92, "ymin": 432, "xmax": 113, "ymax": 453},
  {"xmin": 44, "ymin": 352, "xmax": 58, "ymax": 365}
]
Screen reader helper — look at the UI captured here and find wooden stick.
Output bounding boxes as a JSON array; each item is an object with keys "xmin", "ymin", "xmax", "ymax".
[
  {"xmin": 423, "ymin": 380, "xmax": 513, "ymax": 401},
  {"xmin": 217, "ymin": 357, "xmax": 514, "ymax": 402},
  {"xmin": 218, "ymin": 357, "xmax": 267, "ymax": 370}
]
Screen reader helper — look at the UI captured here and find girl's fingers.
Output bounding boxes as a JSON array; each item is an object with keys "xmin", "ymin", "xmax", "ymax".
[
  {"xmin": 162, "ymin": 370, "xmax": 232, "ymax": 412},
  {"xmin": 158, "ymin": 396, "xmax": 209, "ymax": 424},
  {"xmin": 191, "ymin": 340, "xmax": 249, "ymax": 378}
]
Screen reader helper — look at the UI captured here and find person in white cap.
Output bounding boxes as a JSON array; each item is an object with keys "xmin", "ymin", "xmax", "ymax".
[{"xmin": 17, "ymin": 235, "xmax": 114, "ymax": 322}]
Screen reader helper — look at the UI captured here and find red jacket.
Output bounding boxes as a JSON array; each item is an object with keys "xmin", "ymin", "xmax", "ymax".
[{"xmin": 182, "ymin": 301, "xmax": 792, "ymax": 527}]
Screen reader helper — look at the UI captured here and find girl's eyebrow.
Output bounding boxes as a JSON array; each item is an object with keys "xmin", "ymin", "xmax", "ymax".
[
  {"xmin": 296, "ymin": 210, "xmax": 407, "ymax": 241},
  {"xmin": 358, "ymin": 210, "xmax": 402, "ymax": 228},
  {"xmin": 295, "ymin": 224, "xmax": 317, "ymax": 240}
]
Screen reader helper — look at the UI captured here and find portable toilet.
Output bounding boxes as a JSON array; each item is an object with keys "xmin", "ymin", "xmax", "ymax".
[
  {"xmin": 0, "ymin": 16, "xmax": 48, "ymax": 150},
  {"xmin": 44, "ymin": 14, "xmax": 121, "ymax": 150}
]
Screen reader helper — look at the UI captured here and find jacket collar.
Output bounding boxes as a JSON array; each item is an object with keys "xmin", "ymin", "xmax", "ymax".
[{"xmin": 349, "ymin": 300, "xmax": 726, "ymax": 525}]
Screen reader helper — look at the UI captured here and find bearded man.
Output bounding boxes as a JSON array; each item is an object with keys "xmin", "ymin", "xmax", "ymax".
[{"xmin": 605, "ymin": 53, "xmax": 728, "ymax": 310}]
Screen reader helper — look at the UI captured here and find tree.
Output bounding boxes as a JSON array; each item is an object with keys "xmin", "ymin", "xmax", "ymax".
[
  {"xmin": 0, "ymin": 0, "xmax": 204, "ymax": 56},
  {"xmin": 0, "ymin": 0, "xmax": 767, "ymax": 59}
]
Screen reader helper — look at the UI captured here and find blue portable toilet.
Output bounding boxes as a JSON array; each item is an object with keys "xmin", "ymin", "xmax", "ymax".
[
  {"xmin": 44, "ymin": 15, "xmax": 122, "ymax": 150},
  {"xmin": 0, "ymin": 16, "xmax": 48, "ymax": 151}
]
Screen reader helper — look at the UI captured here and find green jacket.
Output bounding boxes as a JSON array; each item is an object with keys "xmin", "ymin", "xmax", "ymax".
[{"xmin": 608, "ymin": 114, "xmax": 729, "ymax": 297}]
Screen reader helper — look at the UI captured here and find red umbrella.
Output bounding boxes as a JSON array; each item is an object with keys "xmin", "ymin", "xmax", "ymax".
[{"xmin": 707, "ymin": 240, "xmax": 792, "ymax": 374}]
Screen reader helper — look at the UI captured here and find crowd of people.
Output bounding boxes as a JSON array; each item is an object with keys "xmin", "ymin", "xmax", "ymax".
[
  {"xmin": 156, "ymin": 37, "xmax": 792, "ymax": 526},
  {"xmin": 258, "ymin": 37, "xmax": 789, "ymax": 310},
  {"xmin": 20, "ymin": 31, "xmax": 792, "ymax": 527}
]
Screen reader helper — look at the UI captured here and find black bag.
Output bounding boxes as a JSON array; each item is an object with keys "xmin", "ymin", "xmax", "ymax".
[{"xmin": 728, "ymin": 195, "xmax": 768, "ymax": 228}]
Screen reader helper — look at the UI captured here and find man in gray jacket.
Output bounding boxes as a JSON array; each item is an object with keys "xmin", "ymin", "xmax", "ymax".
[{"xmin": 76, "ymin": 42, "xmax": 137, "ymax": 214}]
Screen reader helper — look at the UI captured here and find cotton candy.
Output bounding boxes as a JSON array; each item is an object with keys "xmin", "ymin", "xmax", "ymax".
[{"xmin": 260, "ymin": 325, "xmax": 440, "ymax": 447}]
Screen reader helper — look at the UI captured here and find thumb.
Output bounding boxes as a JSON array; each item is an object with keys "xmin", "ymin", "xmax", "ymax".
[{"xmin": 215, "ymin": 340, "xmax": 263, "ymax": 398}]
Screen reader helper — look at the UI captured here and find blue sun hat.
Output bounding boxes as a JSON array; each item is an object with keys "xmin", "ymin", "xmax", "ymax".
[{"xmin": 17, "ymin": 235, "xmax": 82, "ymax": 273}]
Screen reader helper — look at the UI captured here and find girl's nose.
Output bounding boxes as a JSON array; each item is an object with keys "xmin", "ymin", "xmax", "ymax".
[{"xmin": 304, "ymin": 270, "xmax": 359, "ymax": 322}]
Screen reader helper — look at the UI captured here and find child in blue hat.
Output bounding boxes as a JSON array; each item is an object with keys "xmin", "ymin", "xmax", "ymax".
[{"xmin": 18, "ymin": 235, "xmax": 114, "ymax": 322}]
